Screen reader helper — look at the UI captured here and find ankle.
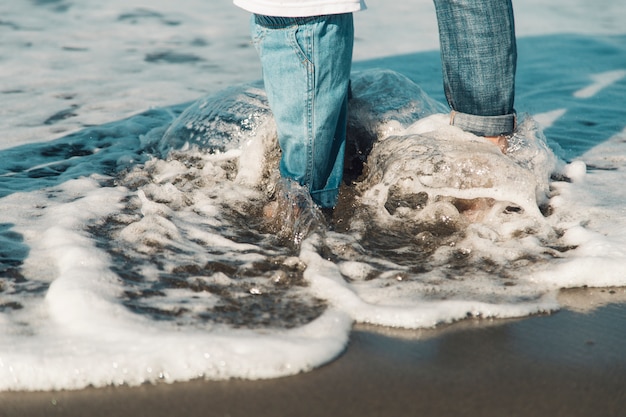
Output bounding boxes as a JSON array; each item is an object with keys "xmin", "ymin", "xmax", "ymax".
[{"xmin": 484, "ymin": 135, "xmax": 508, "ymax": 154}]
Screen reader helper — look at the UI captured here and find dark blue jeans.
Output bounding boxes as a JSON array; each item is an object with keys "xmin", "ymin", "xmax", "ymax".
[{"xmin": 435, "ymin": 0, "xmax": 517, "ymax": 136}]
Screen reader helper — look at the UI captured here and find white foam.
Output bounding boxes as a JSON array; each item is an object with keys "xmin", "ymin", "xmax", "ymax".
[
  {"xmin": 533, "ymin": 108, "xmax": 567, "ymax": 129},
  {"xmin": 563, "ymin": 160, "xmax": 587, "ymax": 182},
  {"xmin": 0, "ymin": 308, "xmax": 352, "ymax": 391},
  {"xmin": 301, "ymin": 239, "xmax": 559, "ymax": 329},
  {"xmin": 0, "ymin": 177, "xmax": 352, "ymax": 390},
  {"xmin": 574, "ymin": 70, "xmax": 626, "ymax": 99}
]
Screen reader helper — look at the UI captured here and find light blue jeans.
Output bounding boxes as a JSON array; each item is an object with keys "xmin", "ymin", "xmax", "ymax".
[
  {"xmin": 251, "ymin": 14, "xmax": 353, "ymax": 208},
  {"xmin": 434, "ymin": 0, "xmax": 517, "ymax": 136}
]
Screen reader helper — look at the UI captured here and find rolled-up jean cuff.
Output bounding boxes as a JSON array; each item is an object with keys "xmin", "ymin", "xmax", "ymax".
[
  {"xmin": 450, "ymin": 110, "xmax": 517, "ymax": 136},
  {"xmin": 310, "ymin": 187, "xmax": 339, "ymax": 209}
]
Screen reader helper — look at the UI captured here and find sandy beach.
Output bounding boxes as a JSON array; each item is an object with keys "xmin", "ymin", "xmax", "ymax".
[{"xmin": 2, "ymin": 287, "xmax": 625, "ymax": 417}]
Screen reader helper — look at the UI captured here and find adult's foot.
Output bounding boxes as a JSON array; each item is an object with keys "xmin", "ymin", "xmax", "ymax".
[{"xmin": 484, "ymin": 135, "xmax": 508, "ymax": 154}]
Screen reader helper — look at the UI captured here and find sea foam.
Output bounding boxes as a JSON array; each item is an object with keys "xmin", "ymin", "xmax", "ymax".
[{"xmin": 1, "ymin": 69, "xmax": 626, "ymax": 392}]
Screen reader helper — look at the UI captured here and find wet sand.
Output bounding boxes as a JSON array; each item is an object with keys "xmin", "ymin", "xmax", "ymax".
[{"xmin": 2, "ymin": 287, "xmax": 625, "ymax": 417}]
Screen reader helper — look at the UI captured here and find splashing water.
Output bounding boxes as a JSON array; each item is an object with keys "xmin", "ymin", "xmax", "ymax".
[{"xmin": 1, "ymin": 69, "xmax": 625, "ymax": 391}]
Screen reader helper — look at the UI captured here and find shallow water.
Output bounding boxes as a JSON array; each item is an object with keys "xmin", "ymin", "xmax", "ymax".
[{"xmin": 1, "ymin": 0, "xmax": 626, "ymax": 391}]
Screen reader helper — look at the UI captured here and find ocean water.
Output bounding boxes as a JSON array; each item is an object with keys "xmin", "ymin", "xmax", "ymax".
[{"xmin": 1, "ymin": 0, "xmax": 626, "ymax": 391}]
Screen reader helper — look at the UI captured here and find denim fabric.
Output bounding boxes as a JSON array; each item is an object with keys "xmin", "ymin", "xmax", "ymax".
[
  {"xmin": 251, "ymin": 13, "xmax": 354, "ymax": 208},
  {"xmin": 434, "ymin": 0, "xmax": 517, "ymax": 136}
]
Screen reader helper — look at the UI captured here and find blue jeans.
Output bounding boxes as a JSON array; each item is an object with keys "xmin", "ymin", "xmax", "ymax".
[
  {"xmin": 249, "ymin": 3, "xmax": 516, "ymax": 207},
  {"xmin": 251, "ymin": 14, "xmax": 354, "ymax": 208},
  {"xmin": 434, "ymin": 0, "xmax": 517, "ymax": 136}
]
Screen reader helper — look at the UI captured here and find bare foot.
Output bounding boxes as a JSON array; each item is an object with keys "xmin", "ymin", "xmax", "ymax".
[
  {"xmin": 263, "ymin": 200, "xmax": 279, "ymax": 219},
  {"xmin": 262, "ymin": 179, "xmax": 325, "ymax": 247},
  {"xmin": 484, "ymin": 135, "xmax": 508, "ymax": 154}
]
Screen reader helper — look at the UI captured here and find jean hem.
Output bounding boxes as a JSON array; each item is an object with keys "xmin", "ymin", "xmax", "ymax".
[
  {"xmin": 310, "ymin": 188, "xmax": 339, "ymax": 209},
  {"xmin": 450, "ymin": 110, "xmax": 517, "ymax": 137}
]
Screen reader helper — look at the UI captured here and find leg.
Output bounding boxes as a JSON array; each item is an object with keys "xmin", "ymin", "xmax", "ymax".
[
  {"xmin": 433, "ymin": 0, "xmax": 517, "ymax": 138},
  {"xmin": 251, "ymin": 14, "xmax": 354, "ymax": 208}
]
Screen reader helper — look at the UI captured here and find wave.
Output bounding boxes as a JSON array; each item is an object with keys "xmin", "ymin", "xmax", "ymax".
[{"xmin": 1, "ymin": 69, "xmax": 625, "ymax": 391}]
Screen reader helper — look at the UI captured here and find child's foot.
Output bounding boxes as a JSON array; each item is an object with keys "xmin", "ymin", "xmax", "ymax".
[
  {"xmin": 263, "ymin": 179, "xmax": 326, "ymax": 247},
  {"xmin": 262, "ymin": 200, "xmax": 280, "ymax": 219}
]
